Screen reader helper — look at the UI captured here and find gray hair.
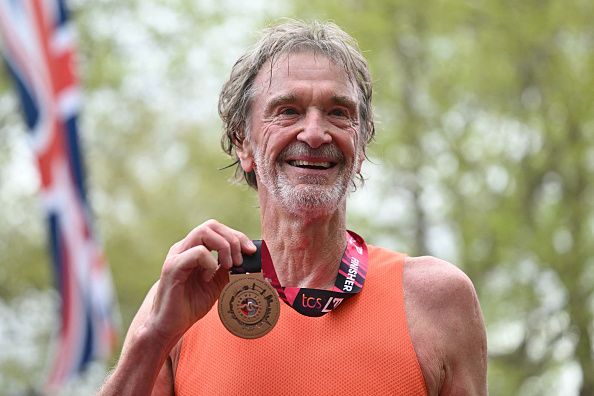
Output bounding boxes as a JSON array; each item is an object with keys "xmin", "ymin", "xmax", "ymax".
[{"xmin": 218, "ymin": 19, "xmax": 375, "ymax": 189}]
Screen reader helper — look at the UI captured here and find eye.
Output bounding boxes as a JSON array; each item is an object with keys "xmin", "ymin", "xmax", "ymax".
[
  {"xmin": 279, "ymin": 107, "xmax": 299, "ymax": 116},
  {"xmin": 329, "ymin": 108, "xmax": 348, "ymax": 117}
]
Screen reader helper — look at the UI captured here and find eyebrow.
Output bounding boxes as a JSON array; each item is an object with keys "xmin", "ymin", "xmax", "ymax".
[
  {"xmin": 332, "ymin": 95, "xmax": 358, "ymax": 113},
  {"xmin": 264, "ymin": 93, "xmax": 298, "ymax": 115}
]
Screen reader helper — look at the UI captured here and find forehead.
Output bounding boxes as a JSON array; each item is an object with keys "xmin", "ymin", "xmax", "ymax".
[{"xmin": 251, "ymin": 51, "xmax": 356, "ymax": 99}]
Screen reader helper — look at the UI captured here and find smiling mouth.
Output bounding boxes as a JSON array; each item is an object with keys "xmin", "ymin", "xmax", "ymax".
[{"xmin": 287, "ymin": 160, "xmax": 336, "ymax": 170}]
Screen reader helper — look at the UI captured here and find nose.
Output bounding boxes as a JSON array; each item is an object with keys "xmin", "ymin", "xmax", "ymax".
[{"xmin": 297, "ymin": 109, "xmax": 332, "ymax": 148}]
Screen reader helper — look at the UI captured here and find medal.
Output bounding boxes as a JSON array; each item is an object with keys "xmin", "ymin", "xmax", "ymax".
[
  {"xmin": 218, "ymin": 241, "xmax": 280, "ymax": 339},
  {"xmin": 218, "ymin": 231, "xmax": 368, "ymax": 337}
]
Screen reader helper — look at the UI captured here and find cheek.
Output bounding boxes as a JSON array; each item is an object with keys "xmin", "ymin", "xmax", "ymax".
[
  {"xmin": 332, "ymin": 128, "xmax": 360, "ymax": 161},
  {"xmin": 258, "ymin": 123, "xmax": 300, "ymax": 159}
]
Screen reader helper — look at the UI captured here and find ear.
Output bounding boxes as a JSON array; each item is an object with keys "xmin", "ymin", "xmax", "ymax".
[{"xmin": 236, "ymin": 138, "xmax": 255, "ymax": 173}]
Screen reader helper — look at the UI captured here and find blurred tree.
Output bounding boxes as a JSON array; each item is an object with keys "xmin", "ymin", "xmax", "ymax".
[{"xmin": 293, "ymin": 1, "xmax": 594, "ymax": 395}]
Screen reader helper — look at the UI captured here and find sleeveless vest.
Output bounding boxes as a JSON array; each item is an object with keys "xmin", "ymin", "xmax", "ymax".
[{"xmin": 174, "ymin": 245, "xmax": 427, "ymax": 395}]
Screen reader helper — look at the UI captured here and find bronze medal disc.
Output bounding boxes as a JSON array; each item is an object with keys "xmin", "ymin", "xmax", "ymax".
[{"xmin": 218, "ymin": 273, "xmax": 280, "ymax": 339}]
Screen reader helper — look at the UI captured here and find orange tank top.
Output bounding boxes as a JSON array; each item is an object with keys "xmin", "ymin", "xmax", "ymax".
[{"xmin": 174, "ymin": 245, "xmax": 427, "ymax": 395}]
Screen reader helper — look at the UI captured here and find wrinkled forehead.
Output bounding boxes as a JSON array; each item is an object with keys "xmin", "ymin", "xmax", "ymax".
[{"xmin": 251, "ymin": 50, "xmax": 356, "ymax": 95}]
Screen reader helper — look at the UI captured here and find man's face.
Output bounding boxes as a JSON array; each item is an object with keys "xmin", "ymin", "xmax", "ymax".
[{"xmin": 239, "ymin": 51, "xmax": 363, "ymax": 216}]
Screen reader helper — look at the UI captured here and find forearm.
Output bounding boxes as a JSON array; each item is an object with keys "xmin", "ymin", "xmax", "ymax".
[
  {"xmin": 98, "ymin": 221, "xmax": 251, "ymax": 395},
  {"xmin": 98, "ymin": 325, "xmax": 178, "ymax": 396}
]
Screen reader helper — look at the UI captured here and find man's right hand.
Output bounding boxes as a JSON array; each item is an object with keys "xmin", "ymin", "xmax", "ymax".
[
  {"xmin": 99, "ymin": 220, "xmax": 256, "ymax": 396},
  {"xmin": 144, "ymin": 219, "xmax": 257, "ymax": 346}
]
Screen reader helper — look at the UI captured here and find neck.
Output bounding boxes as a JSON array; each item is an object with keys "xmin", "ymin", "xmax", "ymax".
[{"xmin": 259, "ymin": 200, "xmax": 347, "ymax": 290}]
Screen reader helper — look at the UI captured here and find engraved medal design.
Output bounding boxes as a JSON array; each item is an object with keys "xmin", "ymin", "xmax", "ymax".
[
  {"xmin": 218, "ymin": 273, "xmax": 280, "ymax": 339},
  {"xmin": 218, "ymin": 241, "xmax": 280, "ymax": 339}
]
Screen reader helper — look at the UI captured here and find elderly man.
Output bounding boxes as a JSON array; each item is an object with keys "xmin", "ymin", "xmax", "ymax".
[{"xmin": 100, "ymin": 21, "xmax": 487, "ymax": 395}]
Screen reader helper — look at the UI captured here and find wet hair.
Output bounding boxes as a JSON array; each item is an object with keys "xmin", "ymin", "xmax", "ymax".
[{"xmin": 218, "ymin": 19, "xmax": 374, "ymax": 188}]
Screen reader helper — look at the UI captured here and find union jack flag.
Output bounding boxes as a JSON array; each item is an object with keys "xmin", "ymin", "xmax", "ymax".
[{"xmin": 0, "ymin": 0, "xmax": 118, "ymax": 391}]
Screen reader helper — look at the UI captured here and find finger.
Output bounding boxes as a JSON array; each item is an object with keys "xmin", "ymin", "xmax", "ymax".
[
  {"xmin": 204, "ymin": 225, "xmax": 255, "ymax": 266},
  {"xmin": 198, "ymin": 227, "xmax": 235, "ymax": 269},
  {"xmin": 176, "ymin": 220, "xmax": 256, "ymax": 266},
  {"xmin": 176, "ymin": 219, "xmax": 230, "ymax": 253},
  {"xmin": 162, "ymin": 245, "xmax": 218, "ymax": 283},
  {"xmin": 180, "ymin": 219, "xmax": 228, "ymax": 250},
  {"xmin": 170, "ymin": 221, "xmax": 216, "ymax": 255},
  {"xmin": 230, "ymin": 229, "xmax": 257, "ymax": 256},
  {"xmin": 211, "ymin": 264, "xmax": 231, "ymax": 291},
  {"xmin": 167, "ymin": 240, "xmax": 185, "ymax": 257},
  {"xmin": 200, "ymin": 252, "xmax": 220, "ymax": 283},
  {"xmin": 229, "ymin": 230, "xmax": 257, "ymax": 268},
  {"xmin": 166, "ymin": 223, "xmax": 227, "ymax": 262},
  {"xmin": 211, "ymin": 227, "xmax": 257, "ymax": 266}
]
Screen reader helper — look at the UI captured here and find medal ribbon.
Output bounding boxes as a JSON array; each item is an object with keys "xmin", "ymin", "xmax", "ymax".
[{"xmin": 260, "ymin": 230, "xmax": 368, "ymax": 317}]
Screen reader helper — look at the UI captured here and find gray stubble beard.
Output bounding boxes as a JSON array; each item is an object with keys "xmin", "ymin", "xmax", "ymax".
[{"xmin": 254, "ymin": 145, "xmax": 360, "ymax": 217}]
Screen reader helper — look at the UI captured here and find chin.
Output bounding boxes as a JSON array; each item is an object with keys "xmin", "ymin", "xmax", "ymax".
[
  {"xmin": 277, "ymin": 184, "xmax": 347, "ymax": 218},
  {"xmin": 256, "ymin": 167, "xmax": 353, "ymax": 217}
]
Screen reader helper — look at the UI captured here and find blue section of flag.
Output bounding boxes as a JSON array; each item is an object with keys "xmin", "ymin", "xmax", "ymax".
[
  {"xmin": 48, "ymin": 212, "xmax": 64, "ymax": 302},
  {"xmin": 3, "ymin": 57, "xmax": 39, "ymax": 131},
  {"xmin": 65, "ymin": 115, "xmax": 89, "ymax": 205},
  {"xmin": 79, "ymin": 303, "xmax": 94, "ymax": 371},
  {"xmin": 56, "ymin": 0, "xmax": 69, "ymax": 26}
]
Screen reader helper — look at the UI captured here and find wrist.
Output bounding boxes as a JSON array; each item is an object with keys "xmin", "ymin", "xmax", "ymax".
[
  {"xmin": 137, "ymin": 316, "xmax": 186, "ymax": 353},
  {"xmin": 99, "ymin": 325, "xmax": 177, "ymax": 396}
]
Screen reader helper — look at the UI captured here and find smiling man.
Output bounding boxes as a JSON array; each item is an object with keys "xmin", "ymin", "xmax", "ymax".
[
  {"xmin": 99, "ymin": 21, "xmax": 487, "ymax": 396},
  {"xmin": 245, "ymin": 51, "xmax": 363, "ymax": 219}
]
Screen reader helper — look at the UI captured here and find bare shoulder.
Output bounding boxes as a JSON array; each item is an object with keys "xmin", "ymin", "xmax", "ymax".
[
  {"xmin": 404, "ymin": 256, "xmax": 478, "ymax": 310},
  {"xmin": 403, "ymin": 256, "xmax": 487, "ymax": 396},
  {"xmin": 403, "ymin": 255, "xmax": 482, "ymax": 334}
]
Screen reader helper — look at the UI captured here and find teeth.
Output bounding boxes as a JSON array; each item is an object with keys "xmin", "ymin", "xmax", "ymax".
[{"xmin": 289, "ymin": 160, "xmax": 332, "ymax": 169}]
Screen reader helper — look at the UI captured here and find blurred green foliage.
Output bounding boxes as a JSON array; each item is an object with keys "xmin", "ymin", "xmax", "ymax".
[
  {"xmin": 294, "ymin": 1, "xmax": 594, "ymax": 395},
  {"xmin": 1, "ymin": 0, "xmax": 593, "ymax": 395}
]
